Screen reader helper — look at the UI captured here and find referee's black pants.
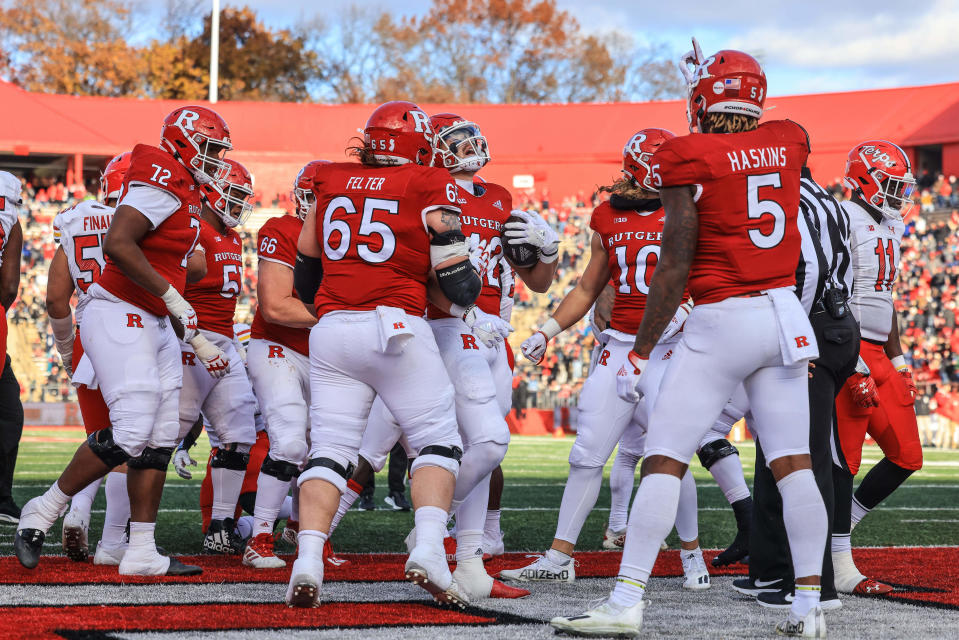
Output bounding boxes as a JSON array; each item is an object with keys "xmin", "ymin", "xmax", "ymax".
[
  {"xmin": 0, "ymin": 355, "xmax": 24, "ymax": 504},
  {"xmin": 749, "ymin": 308, "xmax": 859, "ymax": 598}
]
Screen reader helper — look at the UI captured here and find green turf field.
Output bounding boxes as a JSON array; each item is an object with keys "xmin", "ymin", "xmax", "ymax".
[{"xmin": 3, "ymin": 428, "xmax": 958, "ymax": 555}]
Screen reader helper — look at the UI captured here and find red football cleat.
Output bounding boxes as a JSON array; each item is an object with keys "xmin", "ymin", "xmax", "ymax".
[
  {"xmin": 853, "ymin": 578, "xmax": 893, "ymax": 595},
  {"xmin": 323, "ymin": 539, "xmax": 348, "ymax": 567},
  {"xmin": 489, "ymin": 578, "xmax": 531, "ymax": 599}
]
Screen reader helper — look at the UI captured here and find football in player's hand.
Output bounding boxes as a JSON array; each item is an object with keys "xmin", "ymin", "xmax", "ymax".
[{"xmin": 502, "ymin": 213, "xmax": 539, "ymax": 268}]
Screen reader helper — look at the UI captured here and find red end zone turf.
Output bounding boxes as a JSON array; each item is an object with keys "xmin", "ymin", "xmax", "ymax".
[{"xmin": 1, "ymin": 547, "xmax": 957, "ymax": 639}]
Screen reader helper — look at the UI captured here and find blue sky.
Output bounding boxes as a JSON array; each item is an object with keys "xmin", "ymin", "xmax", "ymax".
[{"xmin": 167, "ymin": 0, "xmax": 958, "ymax": 97}]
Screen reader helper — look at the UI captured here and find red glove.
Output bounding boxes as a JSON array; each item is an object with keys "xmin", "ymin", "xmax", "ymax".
[
  {"xmin": 848, "ymin": 373, "xmax": 879, "ymax": 409},
  {"xmin": 897, "ymin": 366, "xmax": 917, "ymax": 401}
]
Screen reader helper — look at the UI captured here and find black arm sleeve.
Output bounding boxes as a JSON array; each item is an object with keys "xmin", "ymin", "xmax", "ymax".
[
  {"xmin": 436, "ymin": 260, "xmax": 481, "ymax": 307},
  {"xmin": 293, "ymin": 251, "xmax": 323, "ymax": 303}
]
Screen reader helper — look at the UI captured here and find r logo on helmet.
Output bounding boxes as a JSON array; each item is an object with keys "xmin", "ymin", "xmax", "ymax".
[
  {"xmin": 410, "ymin": 110, "xmax": 431, "ymax": 134},
  {"xmin": 175, "ymin": 110, "xmax": 200, "ymax": 132}
]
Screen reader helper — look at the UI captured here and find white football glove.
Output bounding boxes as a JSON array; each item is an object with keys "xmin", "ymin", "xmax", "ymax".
[
  {"xmin": 190, "ymin": 334, "xmax": 230, "ymax": 379},
  {"xmin": 173, "ymin": 448, "xmax": 197, "ymax": 480},
  {"xmin": 503, "ymin": 210, "xmax": 559, "ymax": 263},
  {"xmin": 462, "ymin": 305, "xmax": 513, "ymax": 348},
  {"xmin": 616, "ymin": 350, "xmax": 648, "ymax": 403},
  {"xmin": 521, "ymin": 331, "xmax": 549, "ymax": 364},
  {"xmin": 659, "ymin": 301, "xmax": 693, "ymax": 343},
  {"xmin": 162, "ymin": 285, "xmax": 199, "ymax": 343}
]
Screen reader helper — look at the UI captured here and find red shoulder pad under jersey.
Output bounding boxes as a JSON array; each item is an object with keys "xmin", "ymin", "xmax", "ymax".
[
  {"xmin": 659, "ymin": 120, "xmax": 811, "ymax": 304},
  {"xmin": 256, "ymin": 214, "xmax": 301, "ymax": 269},
  {"xmin": 123, "ymin": 143, "xmax": 197, "ymax": 206},
  {"xmin": 310, "ymin": 162, "xmax": 460, "ymax": 319},
  {"xmin": 184, "ymin": 221, "xmax": 243, "ymax": 338},
  {"xmin": 427, "ymin": 181, "xmax": 511, "ymax": 319}
]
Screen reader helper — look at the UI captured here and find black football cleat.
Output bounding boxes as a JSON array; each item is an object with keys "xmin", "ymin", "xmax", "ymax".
[
  {"xmin": 712, "ymin": 530, "xmax": 750, "ymax": 567},
  {"xmin": 166, "ymin": 557, "xmax": 203, "ymax": 576},
  {"xmin": 203, "ymin": 518, "xmax": 245, "ymax": 555},
  {"xmin": 14, "ymin": 528, "xmax": 45, "ymax": 569}
]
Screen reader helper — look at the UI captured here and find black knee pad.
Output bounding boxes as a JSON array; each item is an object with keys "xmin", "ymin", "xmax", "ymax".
[
  {"xmin": 260, "ymin": 455, "xmax": 301, "ymax": 483},
  {"xmin": 302, "ymin": 456, "xmax": 354, "ymax": 481},
  {"xmin": 211, "ymin": 444, "xmax": 250, "ymax": 471},
  {"xmin": 697, "ymin": 438, "xmax": 739, "ymax": 470},
  {"xmin": 418, "ymin": 445, "xmax": 463, "ymax": 463},
  {"xmin": 86, "ymin": 427, "xmax": 130, "ymax": 468},
  {"xmin": 127, "ymin": 446, "xmax": 174, "ymax": 471}
]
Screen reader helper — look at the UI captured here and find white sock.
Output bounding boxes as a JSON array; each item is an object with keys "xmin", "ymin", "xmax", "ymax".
[
  {"xmin": 777, "ymin": 469, "xmax": 827, "ymax": 579},
  {"xmin": 251, "ymin": 472, "xmax": 291, "ymax": 536},
  {"xmin": 279, "ymin": 495, "xmax": 294, "ymax": 522},
  {"xmin": 674, "ymin": 469, "xmax": 699, "ymax": 543},
  {"xmin": 850, "ymin": 496, "xmax": 869, "ymax": 529},
  {"xmin": 708, "ymin": 454, "xmax": 751, "ymax": 503},
  {"xmin": 554, "ymin": 465, "xmax": 604, "ymax": 544},
  {"xmin": 456, "ymin": 529, "xmax": 485, "ymax": 562},
  {"xmin": 210, "ymin": 467, "xmax": 245, "ymax": 520},
  {"xmin": 484, "ymin": 509, "xmax": 502, "ymax": 539},
  {"xmin": 413, "ymin": 505, "xmax": 448, "ymax": 550},
  {"xmin": 545, "ymin": 547, "xmax": 572, "ymax": 566},
  {"xmin": 609, "ymin": 574, "xmax": 646, "ymax": 609},
  {"xmin": 70, "ymin": 477, "xmax": 102, "ymax": 519},
  {"xmin": 792, "ymin": 584, "xmax": 822, "ymax": 618},
  {"xmin": 455, "ymin": 474, "xmax": 491, "ymax": 540},
  {"xmin": 453, "ymin": 441, "xmax": 507, "ymax": 503},
  {"xmin": 33, "ymin": 482, "xmax": 71, "ymax": 527},
  {"xmin": 608, "ymin": 450, "xmax": 640, "ymax": 532},
  {"xmin": 329, "ymin": 479, "xmax": 361, "ymax": 535},
  {"xmin": 617, "ymin": 474, "xmax": 681, "ymax": 591},
  {"xmin": 236, "ymin": 515, "xmax": 254, "ymax": 539},
  {"xmin": 128, "ymin": 521, "xmax": 157, "ymax": 554},
  {"xmin": 101, "ymin": 471, "xmax": 131, "ymax": 547},
  {"xmin": 831, "ymin": 532, "xmax": 851, "ymax": 554},
  {"xmin": 297, "ymin": 529, "xmax": 327, "ymax": 564}
]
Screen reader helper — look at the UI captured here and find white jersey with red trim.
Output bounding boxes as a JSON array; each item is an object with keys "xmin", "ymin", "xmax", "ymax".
[
  {"xmin": 844, "ymin": 198, "xmax": 904, "ymax": 342},
  {"xmin": 52, "ymin": 200, "xmax": 114, "ymax": 324}
]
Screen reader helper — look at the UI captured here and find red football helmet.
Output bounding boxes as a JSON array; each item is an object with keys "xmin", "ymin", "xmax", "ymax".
[
  {"xmin": 430, "ymin": 113, "xmax": 490, "ymax": 173},
  {"xmin": 679, "ymin": 38, "xmax": 766, "ymax": 133},
  {"xmin": 622, "ymin": 129, "xmax": 676, "ymax": 191},
  {"xmin": 160, "ymin": 105, "xmax": 233, "ymax": 185},
  {"xmin": 99, "ymin": 152, "xmax": 131, "ymax": 203},
  {"xmin": 364, "ymin": 101, "xmax": 435, "ymax": 166},
  {"xmin": 844, "ymin": 140, "xmax": 916, "ymax": 220},
  {"xmin": 200, "ymin": 158, "xmax": 254, "ymax": 228},
  {"xmin": 292, "ymin": 159, "xmax": 331, "ymax": 220}
]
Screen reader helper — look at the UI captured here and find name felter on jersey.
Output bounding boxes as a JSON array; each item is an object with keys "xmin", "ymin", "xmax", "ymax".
[
  {"xmin": 843, "ymin": 198, "xmax": 904, "ymax": 342},
  {"xmin": 250, "ymin": 214, "xmax": 310, "ymax": 356},
  {"xmin": 588, "ymin": 200, "xmax": 668, "ymax": 335},
  {"xmin": 95, "ymin": 143, "xmax": 202, "ymax": 317},
  {"xmin": 184, "ymin": 220, "xmax": 244, "ymax": 338},
  {"xmin": 427, "ymin": 181, "xmax": 512, "ymax": 319},
  {"xmin": 53, "ymin": 200, "xmax": 114, "ymax": 324}
]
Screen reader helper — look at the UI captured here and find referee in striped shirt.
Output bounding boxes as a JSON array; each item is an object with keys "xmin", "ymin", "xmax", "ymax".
[{"xmin": 740, "ymin": 167, "xmax": 860, "ymax": 609}]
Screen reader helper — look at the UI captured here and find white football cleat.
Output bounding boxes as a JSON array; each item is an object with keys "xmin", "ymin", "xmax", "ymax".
[
  {"xmin": 680, "ymin": 548, "xmax": 711, "ymax": 590},
  {"xmin": 405, "ymin": 544, "xmax": 469, "ymax": 609},
  {"xmin": 243, "ymin": 532, "xmax": 287, "ymax": 569},
  {"xmin": 286, "ymin": 557, "xmax": 323, "ymax": 608},
  {"xmin": 776, "ymin": 606, "xmax": 826, "ymax": 637},
  {"xmin": 602, "ymin": 527, "xmax": 626, "ymax": 550},
  {"xmin": 93, "ymin": 542, "xmax": 127, "ymax": 566},
  {"xmin": 550, "ymin": 599, "xmax": 648, "ymax": 637},
  {"xmin": 498, "ymin": 553, "xmax": 575, "ymax": 582},
  {"xmin": 62, "ymin": 509, "xmax": 90, "ymax": 562}
]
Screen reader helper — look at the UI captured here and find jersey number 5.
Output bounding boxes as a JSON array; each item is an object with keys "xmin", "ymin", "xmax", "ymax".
[
  {"xmin": 746, "ymin": 173, "xmax": 786, "ymax": 249},
  {"xmin": 73, "ymin": 233, "xmax": 106, "ymax": 291}
]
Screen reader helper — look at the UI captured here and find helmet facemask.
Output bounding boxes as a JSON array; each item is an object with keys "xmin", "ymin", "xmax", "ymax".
[
  {"xmin": 435, "ymin": 121, "xmax": 490, "ymax": 173},
  {"xmin": 205, "ymin": 178, "xmax": 254, "ymax": 228},
  {"xmin": 870, "ymin": 168, "xmax": 916, "ymax": 221},
  {"xmin": 292, "ymin": 185, "xmax": 315, "ymax": 220},
  {"xmin": 177, "ymin": 128, "xmax": 232, "ymax": 185}
]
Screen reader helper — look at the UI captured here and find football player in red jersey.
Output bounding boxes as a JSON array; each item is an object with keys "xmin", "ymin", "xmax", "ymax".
[
  {"xmin": 500, "ymin": 130, "xmax": 711, "ymax": 590},
  {"xmin": 285, "ymin": 101, "xmax": 480, "ymax": 608},
  {"xmin": 552, "ymin": 43, "xmax": 828, "ymax": 637},
  {"xmin": 327, "ymin": 113, "xmax": 555, "ymax": 601},
  {"xmin": 15, "ymin": 106, "xmax": 233, "ymax": 577},
  {"xmin": 241, "ymin": 160, "xmax": 324, "ymax": 570},
  {"xmin": 176, "ymin": 158, "xmax": 258, "ymax": 555},
  {"xmin": 831, "ymin": 140, "xmax": 920, "ymax": 595},
  {"xmin": 46, "ymin": 153, "xmax": 131, "ymax": 565}
]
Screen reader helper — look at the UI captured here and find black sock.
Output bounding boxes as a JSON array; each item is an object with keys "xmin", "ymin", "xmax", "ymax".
[
  {"xmin": 832, "ymin": 465, "xmax": 853, "ymax": 536},
  {"xmin": 731, "ymin": 496, "xmax": 752, "ymax": 532},
  {"xmin": 854, "ymin": 457, "xmax": 915, "ymax": 511}
]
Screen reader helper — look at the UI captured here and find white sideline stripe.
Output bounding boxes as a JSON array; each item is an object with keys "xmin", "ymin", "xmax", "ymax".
[
  {"xmin": 901, "ymin": 519, "xmax": 959, "ymax": 523},
  {"xmin": 12, "ymin": 482, "xmax": 959, "ymax": 490}
]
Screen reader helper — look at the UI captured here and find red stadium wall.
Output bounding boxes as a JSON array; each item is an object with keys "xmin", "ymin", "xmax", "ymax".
[{"xmin": 1, "ymin": 81, "xmax": 958, "ymax": 200}]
